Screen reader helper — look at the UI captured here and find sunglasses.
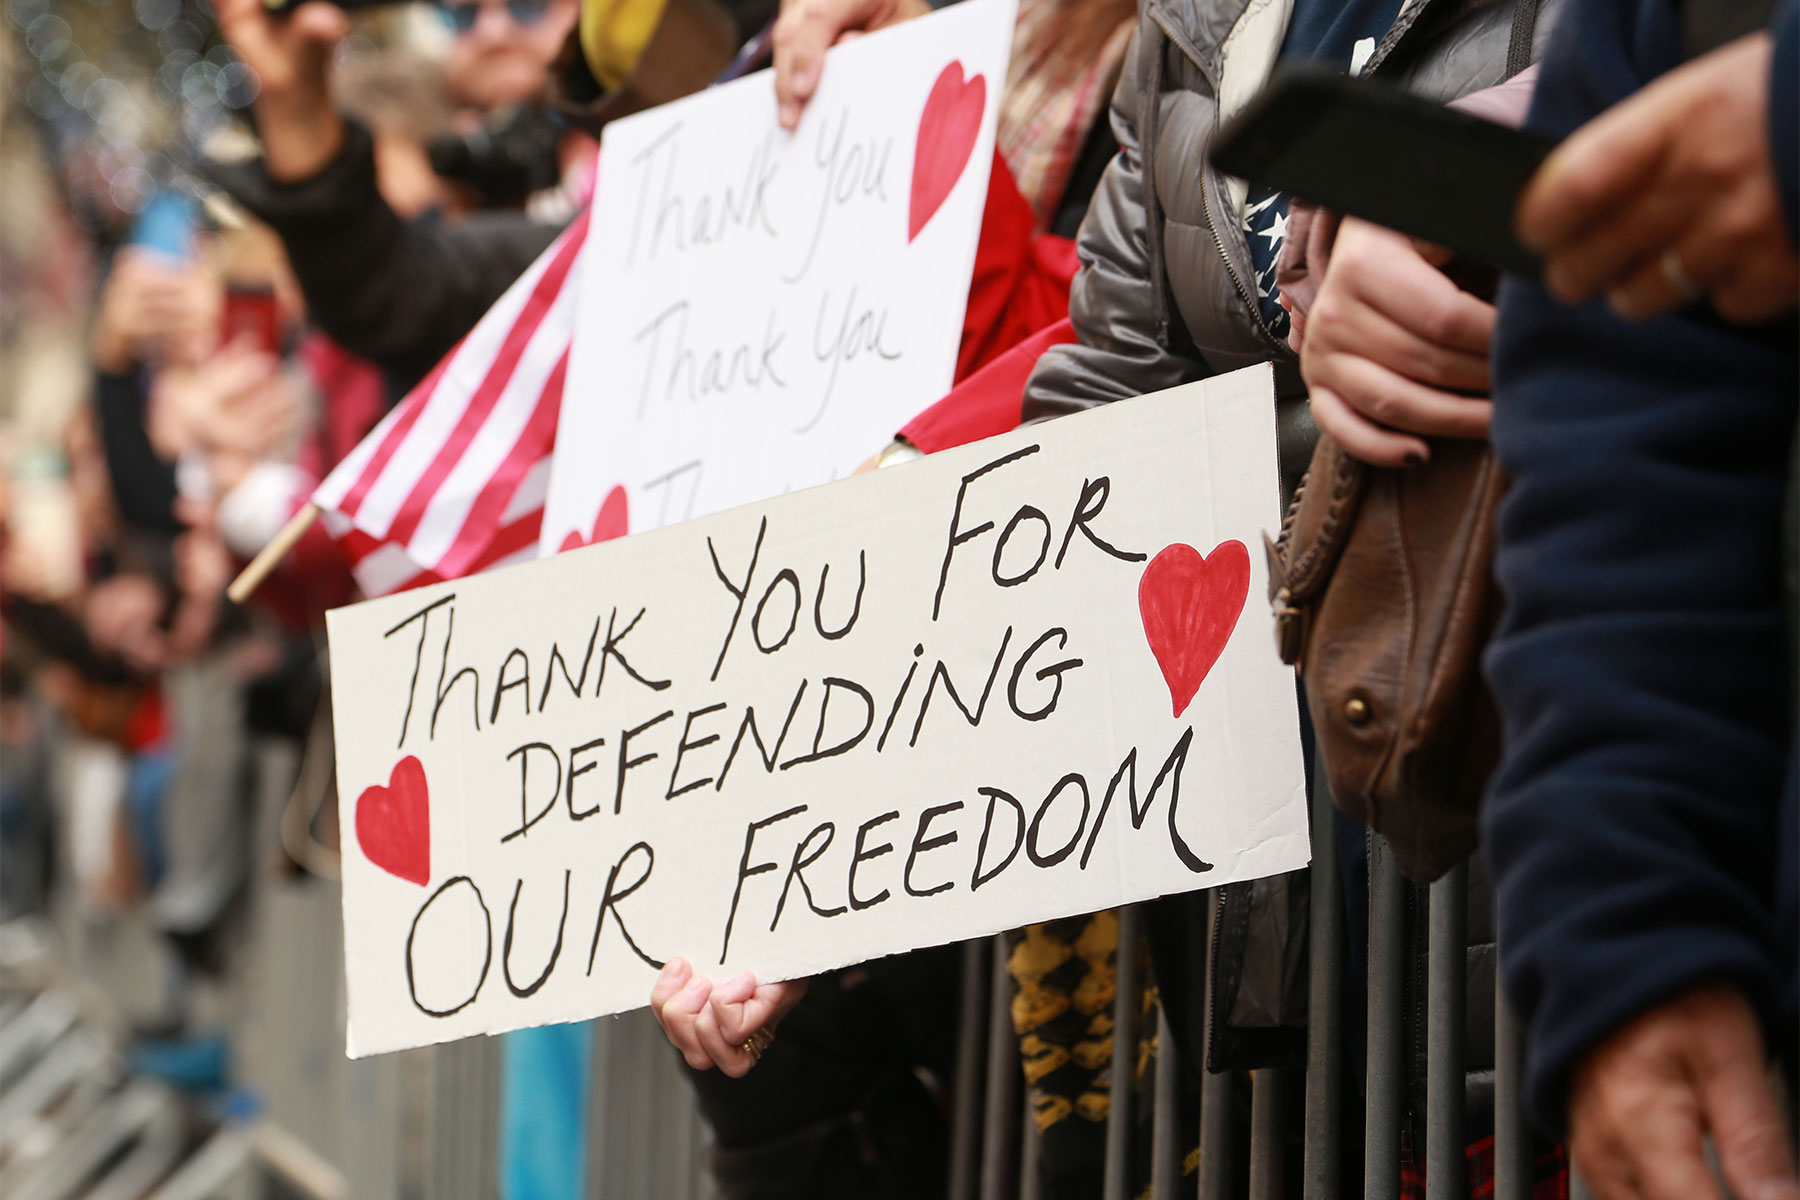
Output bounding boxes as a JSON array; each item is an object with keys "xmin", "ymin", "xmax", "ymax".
[{"xmin": 439, "ymin": 0, "xmax": 552, "ymax": 33}]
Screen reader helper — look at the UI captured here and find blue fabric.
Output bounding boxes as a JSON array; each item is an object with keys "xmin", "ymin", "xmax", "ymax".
[
  {"xmin": 127, "ymin": 746, "xmax": 174, "ymax": 886},
  {"xmin": 1484, "ymin": 0, "xmax": 1800, "ymax": 1135},
  {"xmin": 1770, "ymin": 0, "xmax": 1799, "ymax": 243},
  {"xmin": 1243, "ymin": 0, "xmax": 1403, "ymax": 337},
  {"xmin": 499, "ymin": 1023, "xmax": 594, "ymax": 1200}
]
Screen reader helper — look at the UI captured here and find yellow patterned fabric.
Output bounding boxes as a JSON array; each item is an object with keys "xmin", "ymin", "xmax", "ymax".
[{"xmin": 1009, "ymin": 913, "xmax": 1199, "ymax": 1198}]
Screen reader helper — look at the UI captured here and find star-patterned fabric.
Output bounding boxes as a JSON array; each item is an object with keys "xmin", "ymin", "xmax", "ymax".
[
  {"xmin": 1244, "ymin": 184, "xmax": 1296, "ymax": 338},
  {"xmin": 1240, "ymin": 0, "xmax": 1403, "ymax": 337}
]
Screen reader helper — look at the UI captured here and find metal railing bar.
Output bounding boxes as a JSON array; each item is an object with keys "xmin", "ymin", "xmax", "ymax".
[
  {"xmin": 1303, "ymin": 764, "xmax": 1345, "ymax": 1200},
  {"xmin": 1104, "ymin": 906, "xmax": 1144, "ymax": 1200},
  {"xmin": 1250, "ymin": 1068, "xmax": 1287, "ymax": 1200},
  {"xmin": 1019, "ymin": 1088, "xmax": 1044, "ymax": 1200},
  {"xmin": 1151, "ymin": 1006, "xmax": 1182, "ymax": 1200},
  {"xmin": 982, "ymin": 933, "xmax": 1022, "ymax": 1200},
  {"xmin": 1198, "ymin": 890, "xmax": 1233, "ymax": 1200},
  {"xmin": 1493, "ymin": 992, "xmax": 1533, "ymax": 1200},
  {"xmin": 1425, "ymin": 863, "xmax": 1468, "ymax": 1200},
  {"xmin": 1364, "ymin": 836, "xmax": 1405, "ymax": 1200},
  {"xmin": 949, "ymin": 937, "xmax": 991, "ymax": 1200}
]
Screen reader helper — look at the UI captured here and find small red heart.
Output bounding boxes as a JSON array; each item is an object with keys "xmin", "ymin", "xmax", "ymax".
[
  {"xmin": 558, "ymin": 485, "xmax": 630, "ymax": 552},
  {"xmin": 908, "ymin": 62, "xmax": 986, "ymax": 243},
  {"xmin": 1138, "ymin": 542, "xmax": 1251, "ymax": 718},
  {"xmin": 355, "ymin": 756, "xmax": 431, "ymax": 887}
]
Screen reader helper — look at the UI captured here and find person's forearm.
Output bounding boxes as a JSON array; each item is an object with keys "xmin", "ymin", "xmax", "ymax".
[{"xmin": 253, "ymin": 92, "xmax": 347, "ymax": 184}]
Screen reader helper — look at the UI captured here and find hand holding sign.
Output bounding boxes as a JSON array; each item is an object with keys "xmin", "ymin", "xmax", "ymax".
[
  {"xmin": 652, "ymin": 958, "xmax": 806, "ymax": 1076},
  {"xmin": 541, "ymin": 0, "xmax": 1016, "ymax": 554},
  {"xmin": 772, "ymin": 0, "xmax": 934, "ymax": 129},
  {"xmin": 329, "ymin": 366, "xmax": 1306, "ymax": 1058}
]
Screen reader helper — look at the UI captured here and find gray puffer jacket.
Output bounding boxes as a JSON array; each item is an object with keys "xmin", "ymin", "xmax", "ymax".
[
  {"xmin": 1019, "ymin": 0, "xmax": 1561, "ymax": 1114},
  {"xmin": 1024, "ymin": 0, "xmax": 1559, "ymax": 491}
]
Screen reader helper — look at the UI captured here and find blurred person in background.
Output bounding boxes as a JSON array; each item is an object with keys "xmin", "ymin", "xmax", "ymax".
[{"xmin": 206, "ymin": 0, "xmax": 772, "ymax": 398}]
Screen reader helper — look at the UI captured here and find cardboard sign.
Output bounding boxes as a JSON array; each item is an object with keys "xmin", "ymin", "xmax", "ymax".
[
  {"xmin": 538, "ymin": 0, "xmax": 1016, "ymax": 553},
  {"xmin": 329, "ymin": 367, "xmax": 1309, "ymax": 1057}
]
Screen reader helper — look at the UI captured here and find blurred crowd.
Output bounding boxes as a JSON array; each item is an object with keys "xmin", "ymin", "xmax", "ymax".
[{"xmin": 0, "ymin": 0, "xmax": 1795, "ymax": 1195}]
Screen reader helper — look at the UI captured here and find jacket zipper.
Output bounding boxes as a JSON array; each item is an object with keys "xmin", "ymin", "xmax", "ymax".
[
  {"xmin": 1200, "ymin": 177, "xmax": 1291, "ymax": 356},
  {"xmin": 1143, "ymin": 6, "xmax": 1295, "ymax": 358},
  {"xmin": 1205, "ymin": 884, "xmax": 1231, "ymax": 1070}
]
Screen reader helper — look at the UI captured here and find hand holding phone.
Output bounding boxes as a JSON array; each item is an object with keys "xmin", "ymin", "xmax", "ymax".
[
  {"xmin": 1211, "ymin": 67, "xmax": 1557, "ymax": 275},
  {"xmin": 212, "ymin": 0, "xmax": 350, "ymax": 181}
]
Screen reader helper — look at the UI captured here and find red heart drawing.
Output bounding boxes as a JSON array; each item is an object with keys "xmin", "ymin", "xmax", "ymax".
[
  {"xmin": 557, "ymin": 485, "xmax": 630, "ymax": 552},
  {"xmin": 356, "ymin": 756, "xmax": 431, "ymax": 886},
  {"xmin": 1138, "ymin": 541, "xmax": 1251, "ymax": 718},
  {"xmin": 909, "ymin": 62, "xmax": 986, "ymax": 243}
]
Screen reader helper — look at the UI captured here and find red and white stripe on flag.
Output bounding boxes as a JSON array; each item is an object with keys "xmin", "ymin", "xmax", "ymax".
[{"xmin": 312, "ymin": 208, "xmax": 590, "ymax": 598}]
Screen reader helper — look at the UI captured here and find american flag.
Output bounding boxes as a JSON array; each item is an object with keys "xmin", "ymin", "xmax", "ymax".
[{"xmin": 311, "ymin": 208, "xmax": 591, "ymax": 597}]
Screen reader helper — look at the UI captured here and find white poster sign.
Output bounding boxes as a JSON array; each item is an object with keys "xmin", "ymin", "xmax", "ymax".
[
  {"xmin": 539, "ymin": 0, "xmax": 1016, "ymax": 552},
  {"xmin": 329, "ymin": 368, "xmax": 1309, "ymax": 1057}
]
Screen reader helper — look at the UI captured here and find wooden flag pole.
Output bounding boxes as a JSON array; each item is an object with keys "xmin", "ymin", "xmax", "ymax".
[{"xmin": 226, "ymin": 503, "xmax": 321, "ymax": 605}]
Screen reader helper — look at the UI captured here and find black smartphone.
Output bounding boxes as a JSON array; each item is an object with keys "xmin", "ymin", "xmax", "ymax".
[{"xmin": 1210, "ymin": 66, "xmax": 1557, "ymax": 276}]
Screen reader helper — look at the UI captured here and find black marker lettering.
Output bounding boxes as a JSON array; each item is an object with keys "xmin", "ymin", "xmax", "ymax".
[
  {"xmin": 992, "ymin": 506, "xmax": 1051, "ymax": 587},
  {"xmin": 716, "ymin": 680, "xmax": 808, "ymax": 791},
  {"xmin": 782, "ymin": 677, "xmax": 874, "ymax": 768},
  {"xmin": 752, "ymin": 568, "xmax": 801, "ymax": 653},
  {"xmin": 971, "ymin": 788, "xmax": 1026, "ymax": 891},
  {"xmin": 502, "ymin": 742, "xmax": 561, "ymax": 843},
  {"xmin": 707, "ymin": 517, "xmax": 767, "ymax": 680},
  {"xmin": 667, "ymin": 703, "xmax": 727, "ymax": 799},
  {"xmin": 491, "ymin": 648, "xmax": 532, "ymax": 724},
  {"xmin": 540, "ymin": 616, "xmax": 602, "ymax": 712},
  {"xmin": 406, "ymin": 876, "xmax": 491, "ymax": 1018},
  {"xmin": 566, "ymin": 736, "xmax": 606, "ymax": 821},
  {"xmin": 847, "ymin": 810, "xmax": 899, "ymax": 911},
  {"xmin": 876, "ymin": 644, "xmax": 925, "ymax": 752},
  {"xmin": 596, "ymin": 607, "xmax": 671, "ymax": 698},
  {"xmin": 813, "ymin": 552, "xmax": 866, "ymax": 640},
  {"xmin": 384, "ymin": 594, "xmax": 455, "ymax": 749},
  {"xmin": 1008, "ymin": 628, "xmax": 1083, "ymax": 722},
  {"xmin": 430, "ymin": 606, "xmax": 481, "ymax": 739},
  {"xmin": 904, "ymin": 802, "xmax": 964, "ymax": 898},
  {"xmin": 771, "ymin": 821, "xmax": 844, "ymax": 931},
  {"xmin": 502, "ymin": 870, "xmax": 570, "ymax": 998},
  {"xmin": 1056, "ymin": 477, "xmax": 1146, "ymax": 568},
  {"xmin": 1027, "ymin": 774, "xmax": 1090, "ymax": 868},
  {"xmin": 910, "ymin": 628, "xmax": 1012, "ymax": 748},
  {"xmin": 1079, "ymin": 729, "xmax": 1212, "ymax": 873},
  {"xmin": 615, "ymin": 710, "xmax": 674, "ymax": 815},
  {"xmin": 933, "ymin": 446, "xmax": 1040, "ymax": 620},
  {"xmin": 589, "ymin": 842, "xmax": 660, "ymax": 971},
  {"xmin": 721, "ymin": 805, "xmax": 806, "ymax": 962}
]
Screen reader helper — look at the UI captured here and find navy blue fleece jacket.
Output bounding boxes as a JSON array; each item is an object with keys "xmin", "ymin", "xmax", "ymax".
[{"xmin": 1484, "ymin": 0, "xmax": 1800, "ymax": 1135}]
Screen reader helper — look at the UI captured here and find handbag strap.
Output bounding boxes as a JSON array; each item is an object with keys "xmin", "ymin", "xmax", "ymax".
[{"xmin": 1505, "ymin": 0, "xmax": 1540, "ymax": 79}]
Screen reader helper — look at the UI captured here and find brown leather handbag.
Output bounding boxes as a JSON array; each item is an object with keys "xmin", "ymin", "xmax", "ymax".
[{"xmin": 1264, "ymin": 433, "xmax": 1506, "ymax": 883}]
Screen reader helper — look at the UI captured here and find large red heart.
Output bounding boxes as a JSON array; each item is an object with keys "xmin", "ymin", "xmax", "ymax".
[
  {"xmin": 1138, "ymin": 541, "xmax": 1251, "ymax": 718},
  {"xmin": 355, "ymin": 756, "xmax": 431, "ymax": 887},
  {"xmin": 908, "ymin": 62, "xmax": 986, "ymax": 243},
  {"xmin": 557, "ymin": 485, "xmax": 629, "ymax": 553}
]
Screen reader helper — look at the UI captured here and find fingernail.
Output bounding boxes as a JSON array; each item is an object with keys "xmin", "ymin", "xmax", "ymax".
[
  {"xmin": 778, "ymin": 102, "xmax": 798, "ymax": 128},
  {"xmin": 681, "ymin": 978, "xmax": 708, "ymax": 1000}
]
